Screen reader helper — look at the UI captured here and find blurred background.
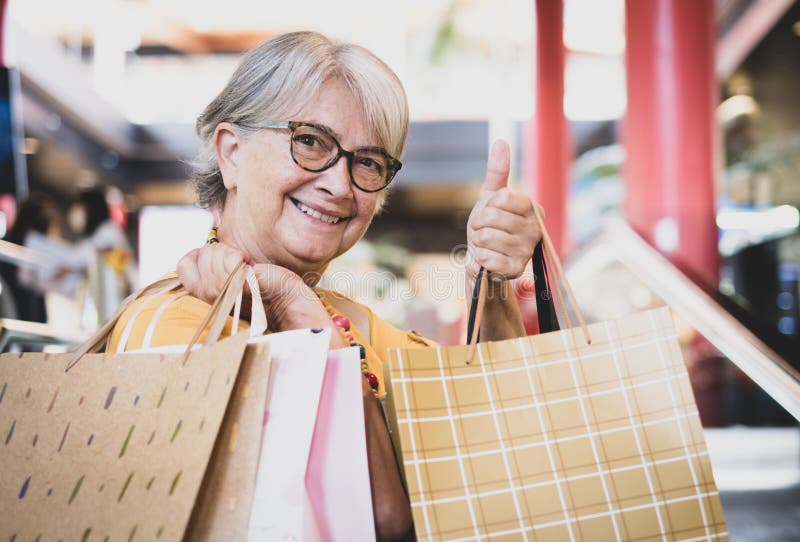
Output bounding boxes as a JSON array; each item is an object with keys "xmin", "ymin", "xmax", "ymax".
[{"xmin": 0, "ymin": 1, "xmax": 799, "ymax": 538}]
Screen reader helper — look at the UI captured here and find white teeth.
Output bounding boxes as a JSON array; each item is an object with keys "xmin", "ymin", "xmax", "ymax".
[{"xmin": 296, "ymin": 201, "xmax": 341, "ymax": 224}]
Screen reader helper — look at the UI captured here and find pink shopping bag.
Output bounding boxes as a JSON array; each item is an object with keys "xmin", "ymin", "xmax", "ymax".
[{"xmin": 306, "ymin": 346, "xmax": 376, "ymax": 541}]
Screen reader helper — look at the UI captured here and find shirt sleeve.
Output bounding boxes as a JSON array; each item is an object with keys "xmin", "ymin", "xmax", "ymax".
[{"xmin": 362, "ymin": 302, "xmax": 438, "ymax": 352}]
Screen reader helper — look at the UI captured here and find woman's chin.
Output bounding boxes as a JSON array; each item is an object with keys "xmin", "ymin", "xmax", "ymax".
[{"xmin": 281, "ymin": 248, "xmax": 337, "ymax": 276}]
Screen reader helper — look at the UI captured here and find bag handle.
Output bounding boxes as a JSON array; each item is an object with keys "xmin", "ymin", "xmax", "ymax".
[
  {"xmin": 178, "ymin": 261, "xmax": 249, "ymax": 366},
  {"xmin": 65, "ymin": 275, "xmax": 182, "ymax": 370},
  {"xmin": 177, "ymin": 263, "xmax": 268, "ymax": 366},
  {"xmin": 535, "ymin": 207, "xmax": 590, "ymax": 341},
  {"xmin": 465, "ymin": 207, "xmax": 591, "ymax": 363},
  {"xmin": 190, "ymin": 265, "xmax": 267, "ymax": 345},
  {"xmin": 65, "ymin": 262, "xmax": 267, "ymax": 371}
]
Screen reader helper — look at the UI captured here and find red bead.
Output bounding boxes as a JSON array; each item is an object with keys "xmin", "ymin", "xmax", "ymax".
[
  {"xmin": 365, "ymin": 372, "xmax": 379, "ymax": 391},
  {"xmin": 332, "ymin": 315, "xmax": 350, "ymax": 331}
]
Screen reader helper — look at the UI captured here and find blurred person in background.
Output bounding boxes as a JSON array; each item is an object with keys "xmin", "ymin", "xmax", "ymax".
[
  {"xmin": 0, "ymin": 194, "xmax": 84, "ymax": 322},
  {"xmin": 106, "ymin": 31, "xmax": 542, "ymax": 540},
  {"xmin": 69, "ymin": 187, "xmax": 137, "ymax": 321},
  {"xmin": 69, "ymin": 187, "xmax": 134, "ymax": 270}
]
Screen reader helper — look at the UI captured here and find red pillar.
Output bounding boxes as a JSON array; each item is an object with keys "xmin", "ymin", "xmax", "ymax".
[
  {"xmin": 624, "ymin": 0, "xmax": 719, "ymax": 285},
  {"xmin": 0, "ymin": 0, "xmax": 7, "ymax": 66},
  {"xmin": 530, "ymin": 0, "xmax": 569, "ymax": 256}
]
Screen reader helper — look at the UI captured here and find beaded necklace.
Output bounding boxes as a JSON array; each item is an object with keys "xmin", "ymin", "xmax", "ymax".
[{"xmin": 321, "ymin": 299, "xmax": 380, "ymax": 395}]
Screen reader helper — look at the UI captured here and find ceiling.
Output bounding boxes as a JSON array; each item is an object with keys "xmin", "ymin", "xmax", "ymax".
[
  {"xmin": 5, "ymin": 0, "xmax": 796, "ymax": 208},
  {"xmin": 10, "ymin": 0, "xmax": 760, "ymax": 56}
]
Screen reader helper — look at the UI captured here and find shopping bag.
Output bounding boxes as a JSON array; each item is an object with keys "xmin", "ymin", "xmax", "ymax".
[
  {"xmin": 92, "ymin": 263, "xmax": 375, "ymax": 541},
  {"xmin": 384, "ymin": 216, "xmax": 728, "ymax": 541},
  {"xmin": 306, "ymin": 346, "xmax": 376, "ymax": 541},
  {"xmin": 104, "ymin": 263, "xmax": 274, "ymax": 542},
  {"xmin": 0, "ymin": 263, "xmax": 271, "ymax": 541},
  {"xmin": 185, "ymin": 339, "xmax": 272, "ymax": 542},
  {"xmin": 246, "ymin": 331, "xmax": 376, "ymax": 542}
]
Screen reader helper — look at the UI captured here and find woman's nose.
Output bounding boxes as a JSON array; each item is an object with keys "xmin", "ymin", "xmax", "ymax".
[{"xmin": 316, "ymin": 155, "xmax": 353, "ymax": 198}]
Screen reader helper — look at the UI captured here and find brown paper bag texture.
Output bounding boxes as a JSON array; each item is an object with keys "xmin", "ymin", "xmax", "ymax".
[
  {"xmin": 186, "ymin": 342, "xmax": 272, "ymax": 542},
  {"xmin": 0, "ymin": 332, "xmax": 251, "ymax": 541},
  {"xmin": 385, "ymin": 307, "xmax": 728, "ymax": 541}
]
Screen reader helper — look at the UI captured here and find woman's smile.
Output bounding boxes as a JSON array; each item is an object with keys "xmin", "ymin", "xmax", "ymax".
[{"xmin": 289, "ymin": 196, "xmax": 349, "ymax": 226}]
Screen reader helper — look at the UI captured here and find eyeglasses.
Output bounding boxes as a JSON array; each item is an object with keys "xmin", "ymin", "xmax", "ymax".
[{"xmin": 261, "ymin": 121, "xmax": 402, "ymax": 193}]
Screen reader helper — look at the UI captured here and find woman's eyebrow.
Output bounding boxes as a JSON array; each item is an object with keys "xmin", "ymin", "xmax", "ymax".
[
  {"xmin": 312, "ymin": 121, "xmax": 384, "ymax": 151},
  {"xmin": 313, "ymin": 122, "xmax": 343, "ymax": 141}
]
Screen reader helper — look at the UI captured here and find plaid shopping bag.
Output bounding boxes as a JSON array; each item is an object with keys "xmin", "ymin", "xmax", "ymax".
[{"xmin": 384, "ymin": 219, "xmax": 728, "ymax": 541}]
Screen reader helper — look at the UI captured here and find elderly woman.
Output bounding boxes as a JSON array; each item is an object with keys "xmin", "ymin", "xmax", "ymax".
[{"xmin": 108, "ymin": 31, "xmax": 541, "ymax": 541}]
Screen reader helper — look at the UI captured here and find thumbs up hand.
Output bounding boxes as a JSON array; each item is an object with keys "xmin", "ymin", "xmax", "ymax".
[{"xmin": 466, "ymin": 140, "xmax": 543, "ymax": 282}]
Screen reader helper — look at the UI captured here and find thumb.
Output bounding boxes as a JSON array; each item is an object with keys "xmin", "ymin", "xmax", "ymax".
[
  {"xmin": 223, "ymin": 248, "xmax": 246, "ymax": 275},
  {"xmin": 480, "ymin": 139, "xmax": 510, "ymax": 200}
]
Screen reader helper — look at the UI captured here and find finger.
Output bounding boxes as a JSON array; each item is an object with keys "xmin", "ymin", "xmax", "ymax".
[
  {"xmin": 216, "ymin": 244, "xmax": 246, "ymax": 274},
  {"xmin": 176, "ymin": 247, "xmax": 200, "ymax": 273},
  {"xmin": 177, "ymin": 248, "xmax": 203, "ymax": 297},
  {"xmin": 194, "ymin": 247, "xmax": 213, "ymax": 301},
  {"xmin": 470, "ymin": 207, "xmax": 534, "ymax": 235},
  {"xmin": 465, "ymin": 260, "xmax": 482, "ymax": 283},
  {"xmin": 222, "ymin": 246, "xmax": 246, "ymax": 275},
  {"xmin": 479, "ymin": 140, "xmax": 510, "ymax": 199},
  {"xmin": 471, "ymin": 246, "xmax": 523, "ymax": 280},
  {"xmin": 212, "ymin": 245, "xmax": 231, "ymax": 282},
  {"xmin": 486, "ymin": 188, "xmax": 535, "ymax": 218},
  {"xmin": 213, "ymin": 246, "xmax": 238, "ymax": 299},
  {"xmin": 254, "ymin": 264, "xmax": 304, "ymax": 301},
  {"xmin": 470, "ymin": 228, "xmax": 533, "ymax": 261},
  {"xmin": 198, "ymin": 246, "xmax": 225, "ymax": 301}
]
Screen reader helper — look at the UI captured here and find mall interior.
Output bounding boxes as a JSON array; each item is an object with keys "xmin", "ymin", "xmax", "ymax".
[{"xmin": 0, "ymin": 0, "xmax": 798, "ymax": 539}]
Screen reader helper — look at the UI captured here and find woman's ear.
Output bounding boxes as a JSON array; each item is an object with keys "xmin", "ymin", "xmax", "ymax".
[{"xmin": 214, "ymin": 123, "xmax": 240, "ymax": 190}]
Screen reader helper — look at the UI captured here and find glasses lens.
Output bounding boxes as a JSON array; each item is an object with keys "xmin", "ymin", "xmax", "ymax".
[
  {"xmin": 351, "ymin": 150, "xmax": 390, "ymax": 191},
  {"xmin": 290, "ymin": 125, "xmax": 338, "ymax": 169},
  {"xmin": 289, "ymin": 123, "xmax": 394, "ymax": 191}
]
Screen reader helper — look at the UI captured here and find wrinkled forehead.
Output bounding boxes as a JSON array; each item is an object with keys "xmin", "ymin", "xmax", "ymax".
[
  {"xmin": 247, "ymin": 57, "xmax": 404, "ymax": 158},
  {"xmin": 297, "ymin": 83, "xmax": 384, "ymax": 148},
  {"xmin": 283, "ymin": 77, "xmax": 380, "ymax": 147}
]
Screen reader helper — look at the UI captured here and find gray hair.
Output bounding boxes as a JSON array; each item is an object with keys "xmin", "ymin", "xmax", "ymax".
[{"xmin": 190, "ymin": 31, "xmax": 409, "ymax": 211}]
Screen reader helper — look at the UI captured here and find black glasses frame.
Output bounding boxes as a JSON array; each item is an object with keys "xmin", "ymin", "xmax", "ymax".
[{"xmin": 262, "ymin": 121, "xmax": 402, "ymax": 193}]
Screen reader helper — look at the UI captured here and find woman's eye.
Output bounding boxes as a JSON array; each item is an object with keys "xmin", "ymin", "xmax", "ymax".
[
  {"xmin": 358, "ymin": 157, "xmax": 384, "ymax": 173},
  {"xmin": 294, "ymin": 134, "xmax": 320, "ymax": 147}
]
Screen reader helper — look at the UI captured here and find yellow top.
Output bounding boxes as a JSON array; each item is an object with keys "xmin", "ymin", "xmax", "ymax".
[{"xmin": 107, "ymin": 278, "xmax": 435, "ymax": 397}]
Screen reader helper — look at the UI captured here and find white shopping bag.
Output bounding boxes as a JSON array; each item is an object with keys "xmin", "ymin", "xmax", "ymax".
[{"xmin": 247, "ymin": 329, "xmax": 376, "ymax": 542}]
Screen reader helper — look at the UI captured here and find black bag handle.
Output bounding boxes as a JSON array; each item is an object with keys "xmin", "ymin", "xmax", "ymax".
[
  {"xmin": 466, "ymin": 240, "xmax": 559, "ymax": 345},
  {"xmin": 532, "ymin": 240, "xmax": 560, "ymax": 333}
]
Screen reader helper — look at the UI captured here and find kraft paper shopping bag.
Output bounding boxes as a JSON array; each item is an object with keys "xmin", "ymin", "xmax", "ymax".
[
  {"xmin": 0, "ymin": 331, "xmax": 254, "ymax": 541},
  {"xmin": 0, "ymin": 262, "xmax": 270, "ymax": 541},
  {"xmin": 185, "ymin": 340, "xmax": 272, "ymax": 542}
]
